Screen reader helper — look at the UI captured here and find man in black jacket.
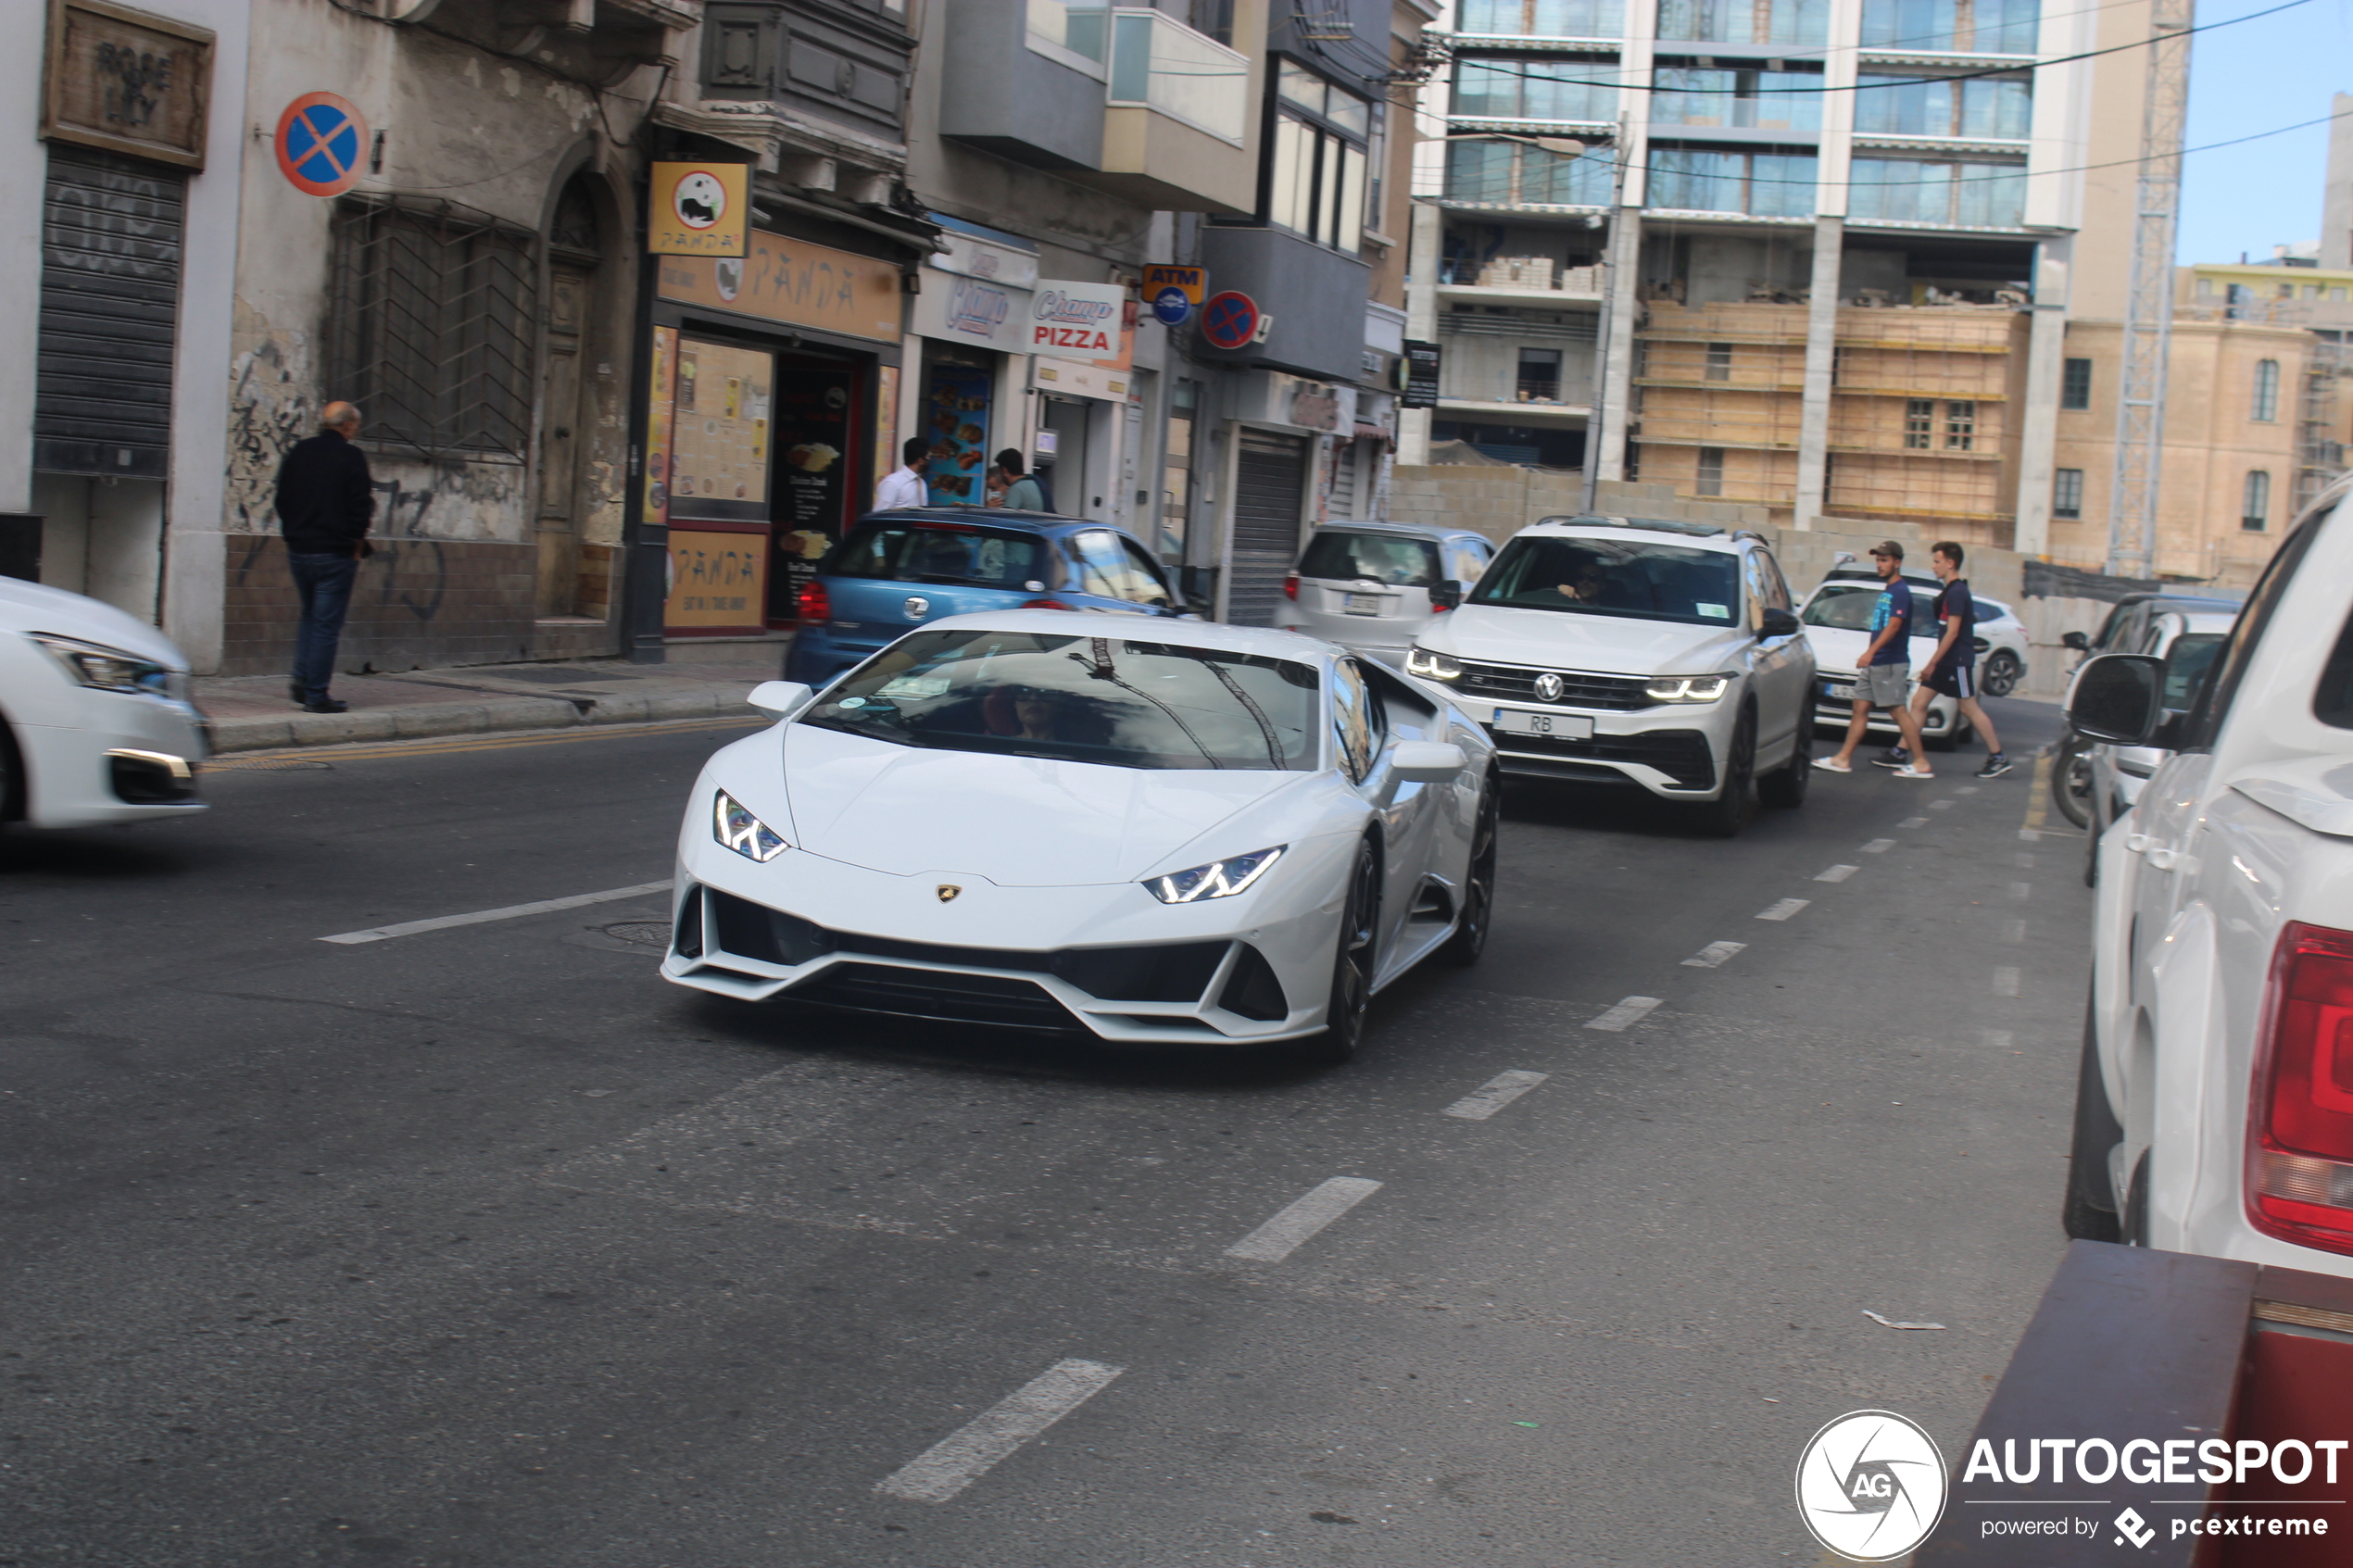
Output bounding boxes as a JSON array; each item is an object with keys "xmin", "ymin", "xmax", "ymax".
[{"xmin": 276, "ymin": 401, "xmax": 375, "ymax": 713}]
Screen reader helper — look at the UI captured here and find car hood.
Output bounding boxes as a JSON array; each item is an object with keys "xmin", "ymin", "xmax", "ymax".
[
  {"xmin": 1802, "ymin": 624, "xmax": 1939, "ymax": 678},
  {"xmin": 0, "ymin": 575, "xmax": 191, "ymax": 668},
  {"xmin": 779, "ymin": 721, "xmax": 1309, "ymax": 884},
  {"xmin": 1432, "ymin": 605, "xmax": 1750, "ymax": 676}
]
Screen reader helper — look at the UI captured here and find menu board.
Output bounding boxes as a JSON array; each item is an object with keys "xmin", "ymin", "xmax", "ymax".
[
  {"xmin": 920, "ymin": 365, "xmax": 992, "ymax": 505},
  {"xmin": 769, "ymin": 366, "xmax": 855, "ymax": 617},
  {"xmin": 666, "ymin": 526, "xmax": 768, "ymax": 632},
  {"xmin": 669, "ymin": 341, "xmax": 773, "ymax": 508}
]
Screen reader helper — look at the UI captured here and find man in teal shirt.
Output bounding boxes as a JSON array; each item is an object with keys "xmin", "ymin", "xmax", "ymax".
[{"xmin": 1816, "ymin": 541, "xmax": 1933, "ymax": 777}]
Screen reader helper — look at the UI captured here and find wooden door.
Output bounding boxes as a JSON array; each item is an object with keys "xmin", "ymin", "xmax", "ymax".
[{"xmin": 535, "ymin": 263, "xmax": 590, "ymax": 616}]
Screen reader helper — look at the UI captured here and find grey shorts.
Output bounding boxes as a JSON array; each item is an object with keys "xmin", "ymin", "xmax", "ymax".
[{"xmin": 1858, "ymin": 663, "xmax": 1911, "ymax": 708}]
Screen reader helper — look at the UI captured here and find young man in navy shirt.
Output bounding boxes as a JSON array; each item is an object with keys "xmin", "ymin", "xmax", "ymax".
[
  {"xmin": 1816, "ymin": 541, "xmax": 1931, "ymax": 776},
  {"xmin": 1877, "ymin": 539, "xmax": 2010, "ymax": 778}
]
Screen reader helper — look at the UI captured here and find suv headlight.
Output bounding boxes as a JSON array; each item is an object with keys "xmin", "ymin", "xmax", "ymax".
[
  {"xmin": 1145, "ymin": 846, "xmax": 1284, "ymax": 904},
  {"xmin": 1644, "ymin": 673, "xmax": 1731, "ymax": 705},
  {"xmin": 33, "ymin": 634, "xmax": 175, "ymax": 697},
  {"xmin": 713, "ymin": 790, "xmax": 789, "ymax": 862},
  {"xmin": 1405, "ymin": 646, "xmax": 1461, "ymax": 681}
]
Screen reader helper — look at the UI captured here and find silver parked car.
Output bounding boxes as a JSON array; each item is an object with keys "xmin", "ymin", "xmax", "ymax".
[{"xmin": 1278, "ymin": 521, "xmax": 1494, "ymax": 665}]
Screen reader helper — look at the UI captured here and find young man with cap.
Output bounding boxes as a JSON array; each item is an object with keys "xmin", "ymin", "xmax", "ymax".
[
  {"xmin": 1876, "ymin": 539, "xmax": 2011, "ymax": 778},
  {"xmin": 1814, "ymin": 541, "xmax": 1932, "ymax": 777}
]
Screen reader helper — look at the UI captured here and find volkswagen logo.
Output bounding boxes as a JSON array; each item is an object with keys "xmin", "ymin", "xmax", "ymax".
[
  {"xmin": 1534, "ymin": 672, "xmax": 1566, "ymax": 704},
  {"xmin": 904, "ymin": 596, "xmax": 930, "ymax": 621},
  {"xmin": 936, "ymin": 884, "xmax": 962, "ymax": 903},
  {"xmin": 1793, "ymin": 1410, "xmax": 1946, "ymax": 1562}
]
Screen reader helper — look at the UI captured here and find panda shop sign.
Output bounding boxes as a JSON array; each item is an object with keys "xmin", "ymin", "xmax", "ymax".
[{"xmin": 648, "ymin": 161, "xmax": 749, "ymax": 257}]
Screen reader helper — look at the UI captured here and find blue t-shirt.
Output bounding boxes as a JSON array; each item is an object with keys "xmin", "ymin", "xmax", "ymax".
[
  {"xmin": 1933, "ymin": 578, "xmax": 1976, "ymax": 669},
  {"xmin": 1867, "ymin": 578, "xmax": 1914, "ymax": 667}
]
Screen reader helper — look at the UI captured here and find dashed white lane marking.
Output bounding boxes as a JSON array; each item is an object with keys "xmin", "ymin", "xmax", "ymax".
[
  {"xmin": 875, "ymin": 1359, "xmax": 1125, "ymax": 1503},
  {"xmin": 321, "ymin": 880, "xmax": 673, "ymax": 944},
  {"xmin": 1901, "ymin": 817, "xmax": 1929, "ymax": 829},
  {"xmin": 2009, "ymin": 881, "xmax": 2032, "ymax": 900},
  {"xmin": 1816, "ymin": 864, "xmax": 1858, "ymax": 883},
  {"xmin": 2020, "ymin": 827, "xmax": 2041, "ymax": 842},
  {"xmin": 1584, "ymin": 996, "xmax": 1663, "ymax": 1032},
  {"xmin": 1226, "ymin": 1177, "xmax": 1384, "ymax": 1262},
  {"xmin": 1757, "ymin": 897, "xmax": 1811, "ymax": 922},
  {"xmin": 1929, "ymin": 799, "xmax": 1955, "ymax": 810},
  {"xmin": 2015, "ymin": 852, "xmax": 2036, "ymax": 867},
  {"xmin": 1861, "ymin": 838, "xmax": 1895, "ymax": 854},
  {"xmin": 1443, "ymin": 1071, "xmax": 1551, "ymax": 1121},
  {"xmin": 1985, "ymin": 1029, "xmax": 2016, "ymax": 1050},
  {"xmin": 1683, "ymin": 940, "xmax": 1747, "ymax": 969},
  {"xmin": 2002, "ymin": 919, "xmax": 2028, "ymax": 944},
  {"xmin": 1993, "ymin": 967, "xmax": 2021, "ymax": 997},
  {"xmin": 1956, "ymin": 785, "xmax": 1980, "ymax": 795}
]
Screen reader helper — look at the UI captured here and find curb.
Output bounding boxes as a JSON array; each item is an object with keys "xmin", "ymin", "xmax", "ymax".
[{"xmin": 206, "ymin": 686, "xmax": 760, "ymax": 754}]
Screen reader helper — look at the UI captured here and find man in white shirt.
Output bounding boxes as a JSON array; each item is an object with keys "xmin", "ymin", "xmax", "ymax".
[{"xmin": 873, "ymin": 437, "xmax": 929, "ymax": 511}]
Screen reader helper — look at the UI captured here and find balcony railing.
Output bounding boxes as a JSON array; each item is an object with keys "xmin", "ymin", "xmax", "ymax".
[{"xmin": 1108, "ymin": 8, "xmax": 1250, "ymax": 144}]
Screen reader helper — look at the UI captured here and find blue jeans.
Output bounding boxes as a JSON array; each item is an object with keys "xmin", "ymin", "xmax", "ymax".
[{"xmin": 287, "ymin": 551, "xmax": 359, "ymax": 701}]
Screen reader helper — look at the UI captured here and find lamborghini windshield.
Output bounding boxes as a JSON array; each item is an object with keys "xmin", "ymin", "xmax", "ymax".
[{"xmin": 799, "ymin": 630, "xmax": 1321, "ymax": 771}]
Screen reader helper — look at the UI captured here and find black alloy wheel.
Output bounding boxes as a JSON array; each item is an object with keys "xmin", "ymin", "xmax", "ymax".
[
  {"xmin": 1695, "ymin": 709, "xmax": 1756, "ymax": 838},
  {"xmin": 2051, "ymin": 731, "xmax": 2095, "ymax": 829},
  {"xmin": 1757, "ymin": 711, "xmax": 1811, "ymax": 809},
  {"xmin": 1440, "ymin": 774, "xmax": 1499, "ymax": 966},
  {"xmin": 1981, "ymin": 648, "xmax": 2022, "ymax": 697},
  {"xmin": 1308, "ymin": 837, "xmax": 1381, "ymax": 1064}
]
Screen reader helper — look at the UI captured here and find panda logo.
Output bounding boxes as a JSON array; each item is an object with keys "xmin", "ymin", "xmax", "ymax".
[{"xmin": 673, "ymin": 169, "xmax": 727, "ymax": 231}]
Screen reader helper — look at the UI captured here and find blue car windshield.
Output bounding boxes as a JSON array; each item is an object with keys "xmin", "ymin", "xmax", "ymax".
[
  {"xmin": 799, "ymin": 630, "xmax": 1321, "ymax": 771},
  {"xmin": 828, "ymin": 521, "xmax": 1052, "ymax": 590},
  {"xmin": 1473, "ymin": 536, "xmax": 1743, "ymax": 626}
]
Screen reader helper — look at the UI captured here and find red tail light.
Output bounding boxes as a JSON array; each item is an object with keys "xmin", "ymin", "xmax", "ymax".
[
  {"xmin": 1283, "ymin": 571, "xmax": 1299, "ymax": 601},
  {"xmin": 2247, "ymin": 922, "xmax": 2353, "ymax": 1255},
  {"xmin": 796, "ymin": 580, "xmax": 831, "ymax": 622},
  {"xmin": 1022, "ymin": 597, "xmax": 1075, "ymax": 610}
]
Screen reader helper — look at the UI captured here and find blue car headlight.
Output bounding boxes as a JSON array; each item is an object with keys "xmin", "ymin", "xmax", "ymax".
[
  {"xmin": 713, "ymin": 790, "xmax": 789, "ymax": 862},
  {"xmin": 1145, "ymin": 846, "xmax": 1285, "ymax": 904}
]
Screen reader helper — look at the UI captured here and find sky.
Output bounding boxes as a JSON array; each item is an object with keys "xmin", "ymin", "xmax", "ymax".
[{"xmin": 2174, "ymin": 0, "xmax": 2353, "ymax": 261}]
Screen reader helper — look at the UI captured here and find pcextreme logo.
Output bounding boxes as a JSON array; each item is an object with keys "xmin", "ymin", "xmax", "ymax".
[{"xmin": 1795, "ymin": 1410, "xmax": 1948, "ymax": 1562}]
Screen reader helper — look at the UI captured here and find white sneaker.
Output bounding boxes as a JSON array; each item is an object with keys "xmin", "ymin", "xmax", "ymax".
[{"xmin": 1894, "ymin": 764, "xmax": 1934, "ymax": 779}]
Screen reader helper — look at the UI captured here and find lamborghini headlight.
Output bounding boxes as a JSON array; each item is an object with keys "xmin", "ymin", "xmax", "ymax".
[
  {"xmin": 713, "ymin": 790, "xmax": 789, "ymax": 862},
  {"xmin": 1405, "ymin": 646, "xmax": 1461, "ymax": 681},
  {"xmin": 1643, "ymin": 673, "xmax": 1731, "ymax": 705},
  {"xmin": 1145, "ymin": 846, "xmax": 1285, "ymax": 904}
]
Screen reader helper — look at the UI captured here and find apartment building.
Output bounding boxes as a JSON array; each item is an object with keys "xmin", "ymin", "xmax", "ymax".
[{"xmin": 1400, "ymin": 0, "xmax": 2113, "ymax": 549}]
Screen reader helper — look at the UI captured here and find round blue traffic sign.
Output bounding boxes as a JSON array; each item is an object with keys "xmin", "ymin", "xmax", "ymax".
[
  {"xmin": 1151, "ymin": 286, "xmax": 1192, "ymax": 327},
  {"xmin": 1201, "ymin": 290, "xmax": 1259, "ymax": 351}
]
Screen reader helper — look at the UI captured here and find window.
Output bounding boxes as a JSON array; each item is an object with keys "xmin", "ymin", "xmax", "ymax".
[
  {"xmin": 2061, "ymin": 357, "xmax": 2091, "ymax": 409},
  {"xmin": 1026, "ymin": 0, "xmax": 1108, "ymax": 64},
  {"xmin": 1330, "ymin": 659, "xmax": 1378, "ymax": 782},
  {"xmin": 2243, "ymin": 469, "xmax": 2271, "ymax": 532},
  {"xmin": 1658, "ymin": 0, "xmax": 1828, "ymax": 44},
  {"xmin": 1517, "ymin": 347, "xmax": 1563, "ymax": 401},
  {"xmin": 1300, "ymin": 531, "xmax": 1441, "ymax": 585},
  {"xmin": 1271, "ymin": 68, "xmax": 1369, "ymax": 253},
  {"xmin": 1705, "ymin": 342, "xmax": 1732, "ymax": 381},
  {"xmin": 1068, "ymin": 529, "xmax": 1174, "ymax": 606},
  {"xmin": 832, "ymin": 521, "xmax": 1052, "ymax": 589},
  {"xmin": 1454, "ymin": 57, "xmax": 1621, "ymax": 122},
  {"xmin": 1469, "ymin": 535, "xmax": 1743, "ymax": 625},
  {"xmin": 1443, "ymin": 138, "xmax": 1614, "ymax": 206},
  {"xmin": 1459, "ymin": 0, "xmax": 1626, "ymax": 33},
  {"xmin": 1853, "ymin": 73, "xmax": 2031, "ymax": 138},
  {"xmin": 1646, "ymin": 146, "xmax": 1816, "ymax": 218},
  {"xmin": 328, "ymin": 197, "xmax": 537, "ymax": 462},
  {"xmin": 1944, "ymin": 400, "xmax": 1975, "ymax": 450},
  {"xmin": 1859, "ymin": 0, "xmax": 2040, "ymax": 53},
  {"xmin": 1849, "ymin": 157, "xmax": 2025, "ymax": 228},
  {"xmin": 1652, "ymin": 65, "xmax": 1824, "ymax": 132},
  {"xmin": 2253, "ymin": 358, "xmax": 2280, "ymax": 421},
  {"xmin": 1696, "ymin": 446, "xmax": 1725, "ymax": 496},
  {"xmin": 2052, "ymin": 467, "xmax": 2082, "ymax": 519},
  {"xmin": 1905, "ymin": 398, "xmax": 1934, "ymax": 449}
]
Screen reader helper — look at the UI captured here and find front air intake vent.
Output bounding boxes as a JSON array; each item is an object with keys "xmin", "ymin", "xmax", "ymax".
[{"xmin": 1217, "ymin": 944, "xmax": 1288, "ymax": 1022}]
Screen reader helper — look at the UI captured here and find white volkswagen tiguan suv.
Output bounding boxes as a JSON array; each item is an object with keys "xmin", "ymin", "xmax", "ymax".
[
  {"xmin": 2062, "ymin": 476, "xmax": 2353, "ymax": 1273},
  {"xmin": 1402, "ymin": 516, "xmax": 1816, "ymax": 835}
]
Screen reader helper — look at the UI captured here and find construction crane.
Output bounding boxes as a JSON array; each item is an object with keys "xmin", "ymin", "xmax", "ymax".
[{"xmin": 2104, "ymin": 0, "xmax": 2194, "ymax": 577}]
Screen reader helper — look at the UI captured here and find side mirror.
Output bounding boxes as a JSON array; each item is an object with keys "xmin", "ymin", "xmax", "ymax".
[
  {"xmin": 1758, "ymin": 607, "xmax": 1800, "ymax": 639},
  {"xmin": 748, "ymin": 680, "xmax": 813, "ymax": 721},
  {"xmin": 2060, "ymin": 630, "xmax": 2091, "ymax": 653},
  {"xmin": 2065, "ymin": 655, "xmax": 2165, "ymax": 746},
  {"xmin": 1430, "ymin": 580, "xmax": 1464, "ymax": 611},
  {"xmin": 1390, "ymin": 739, "xmax": 1468, "ymax": 783}
]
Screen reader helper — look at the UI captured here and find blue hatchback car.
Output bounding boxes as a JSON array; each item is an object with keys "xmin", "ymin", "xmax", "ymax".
[{"xmin": 785, "ymin": 508, "xmax": 1190, "ymax": 687}]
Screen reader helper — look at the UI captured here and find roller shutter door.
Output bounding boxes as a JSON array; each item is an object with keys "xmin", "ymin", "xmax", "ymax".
[
  {"xmin": 35, "ymin": 144, "xmax": 185, "ymax": 480},
  {"xmin": 1228, "ymin": 429, "xmax": 1306, "ymax": 626}
]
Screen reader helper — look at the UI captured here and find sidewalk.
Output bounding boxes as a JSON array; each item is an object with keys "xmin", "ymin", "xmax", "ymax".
[{"xmin": 196, "ymin": 651, "xmax": 788, "ymax": 754}]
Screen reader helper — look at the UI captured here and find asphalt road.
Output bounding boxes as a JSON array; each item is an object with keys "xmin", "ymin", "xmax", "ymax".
[{"xmin": 1, "ymin": 697, "xmax": 2081, "ymax": 1568}]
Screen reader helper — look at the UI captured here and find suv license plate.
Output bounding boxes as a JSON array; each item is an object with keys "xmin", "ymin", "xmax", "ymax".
[
  {"xmin": 1824, "ymin": 682, "xmax": 1856, "ymax": 701},
  {"xmin": 1343, "ymin": 593, "xmax": 1383, "ymax": 616},
  {"xmin": 1495, "ymin": 709, "xmax": 1593, "ymax": 739}
]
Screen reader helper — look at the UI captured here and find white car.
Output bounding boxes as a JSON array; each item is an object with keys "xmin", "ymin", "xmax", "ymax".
[
  {"xmin": 2082, "ymin": 608, "xmax": 2236, "ymax": 858},
  {"xmin": 1966, "ymin": 591, "xmax": 2031, "ymax": 697},
  {"xmin": 1797, "ymin": 577, "xmax": 1977, "ymax": 749},
  {"xmin": 1277, "ymin": 521, "xmax": 1495, "ymax": 667},
  {"xmin": 0, "ymin": 576, "xmax": 208, "ymax": 831},
  {"xmin": 1403, "ymin": 516, "xmax": 1816, "ymax": 836},
  {"xmin": 661, "ymin": 611, "xmax": 1500, "ymax": 1061},
  {"xmin": 2062, "ymin": 475, "xmax": 2353, "ymax": 1273}
]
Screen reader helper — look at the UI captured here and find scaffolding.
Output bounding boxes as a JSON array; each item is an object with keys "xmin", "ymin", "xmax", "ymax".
[{"xmin": 2295, "ymin": 335, "xmax": 2351, "ymax": 517}]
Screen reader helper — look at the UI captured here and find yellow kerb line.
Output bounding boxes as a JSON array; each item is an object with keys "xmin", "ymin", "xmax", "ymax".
[{"xmin": 204, "ymin": 715, "xmax": 766, "ymax": 770}]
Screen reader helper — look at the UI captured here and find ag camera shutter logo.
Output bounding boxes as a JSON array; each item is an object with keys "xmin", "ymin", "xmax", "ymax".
[{"xmin": 1795, "ymin": 1410, "xmax": 1947, "ymax": 1562}]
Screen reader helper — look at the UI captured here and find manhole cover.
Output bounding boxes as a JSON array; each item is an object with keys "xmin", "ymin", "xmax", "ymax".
[{"xmin": 604, "ymin": 921, "xmax": 673, "ymax": 947}]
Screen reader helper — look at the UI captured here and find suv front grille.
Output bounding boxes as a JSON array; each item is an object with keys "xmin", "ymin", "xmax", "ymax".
[
  {"xmin": 1482, "ymin": 724, "xmax": 1715, "ymax": 790},
  {"xmin": 1460, "ymin": 660, "xmax": 1648, "ymax": 710}
]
